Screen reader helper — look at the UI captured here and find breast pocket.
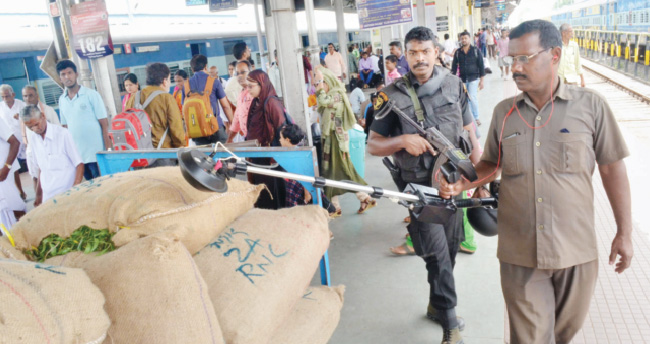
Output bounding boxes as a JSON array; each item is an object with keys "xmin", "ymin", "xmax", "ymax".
[
  {"xmin": 552, "ymin": 133, "xmax": 588, "ymax": 174},
  {"xmin": 47, "ymin": 153, "xmax": 67, "ymax": 171},
  {"xmin": 501, "ymin": 133, "xmax": 527, "ymax": 176}
]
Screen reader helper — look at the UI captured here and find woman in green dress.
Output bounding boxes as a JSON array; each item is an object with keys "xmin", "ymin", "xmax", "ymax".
[{"xmin": 312, "ymin": 66, "xmax": 376, "ymax": 216}]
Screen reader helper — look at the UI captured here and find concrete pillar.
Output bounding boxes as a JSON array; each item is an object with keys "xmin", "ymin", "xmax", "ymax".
[
  {"xmin": 304, "ymin": 0, "xmax": 321, "ymax": 68},
  {"xmin": 380, "ymin": 27, "xmax": 392, "ymax": 75},
  {"xmin": 271, "ymin": 0, "xmax": 312, "ymax": 145},
  {"xmin": 254, "ymin": 0, "xmax": 267, "ymax": 71},
  {"xmin": 334, "ymin": 0, "xmax": 349, "ymax": 84},
  {"xmin": 417, "ymin": 0, "xmax": 427, "ymax": 27},
  {"xmin": 263, "ymin": 10, "xmax": 277, "ymax": 67},
  {"xmin": 59, "ymin": 0, "xmax": 93, "ymax": 89},
  {"xmin": 89, "ymin": 57, "xmax": 121, "ymax": 117}
]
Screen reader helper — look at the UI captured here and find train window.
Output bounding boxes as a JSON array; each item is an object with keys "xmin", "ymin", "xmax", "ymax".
[
  {"xmin": 40, "ymin": 80, "xmax": 64, "ymax": 107},
  {"xmin": 167, "ymin": 63, "xmax": 180, "ymax": 79}
]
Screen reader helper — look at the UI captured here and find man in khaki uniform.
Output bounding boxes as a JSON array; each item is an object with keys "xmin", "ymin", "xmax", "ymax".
[{"xmin": 439, "ymin": 20, "xmax": 633, "ymax": 343}]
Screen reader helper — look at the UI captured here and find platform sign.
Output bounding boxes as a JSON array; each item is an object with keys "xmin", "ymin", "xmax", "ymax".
[
  {"xmin": 497, "ymin": 4, "xmax": 505, "ymax": 11},
  {"xmin": 209, "ymin": 0, "xmax": 237, "ymax": 12},
  {"xmin": 70, "ymin": 0, "xmax": 113, "ymax": 59},
  {"xmin": 186, "ymin": 0, "xmax": 208, "ymax": 5},
  {"xmin": 356, "ymin": 0, "xmax": 414, "ymax": 30}
]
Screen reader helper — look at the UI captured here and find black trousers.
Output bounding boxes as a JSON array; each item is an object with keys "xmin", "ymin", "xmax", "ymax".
[
  {"xmin": 407, "ymin": 205, "xmax": 463, "ymax": 328},
  {"xmin": 193, "ymin": 125, "xmax": 228, "ymax": 145}
]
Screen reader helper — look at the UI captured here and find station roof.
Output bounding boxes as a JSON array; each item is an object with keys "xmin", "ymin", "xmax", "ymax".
[{"xmin": 0, "ymin": 0, "xmax": 362, "ymax": 53}]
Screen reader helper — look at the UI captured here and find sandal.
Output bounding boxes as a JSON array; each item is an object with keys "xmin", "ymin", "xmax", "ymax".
[
  {"xmin": 329, "ymin": 209, "xmax": 342, "ymax": 218},
  {"xmin": 357, "ymin": 198, "xmax": 377, "ymax": 214},
  {"xmin": 390, "ymin": 242, "xmax": 415, "ymax": 256}
]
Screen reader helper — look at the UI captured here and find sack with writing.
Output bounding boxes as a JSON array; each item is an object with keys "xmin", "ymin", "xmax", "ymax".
[{"xmin": 194, "ymin": 205, "xmax": 330, "ymax": 344}]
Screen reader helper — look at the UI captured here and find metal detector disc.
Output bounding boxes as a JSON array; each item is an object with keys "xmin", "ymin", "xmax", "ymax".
[{"xmin": 177, "ymin": 150, "xmax": 228, "ymax": 193}]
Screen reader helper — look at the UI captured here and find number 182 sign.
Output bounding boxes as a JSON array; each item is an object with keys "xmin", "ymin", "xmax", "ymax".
[{"xmin": 70, "ymin": 0, "xmax": 113, "ymax": 59}]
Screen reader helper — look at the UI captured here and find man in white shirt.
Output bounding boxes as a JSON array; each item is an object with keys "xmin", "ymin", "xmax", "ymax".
[
  {"xmin": 21, "ymin": 85, "xmax": 61, "ymax": 188},
  {"xmin": 0, "ymin": 84, "xmax": 28, "ymax": 201},
  {"xmin": 20, "ymin": 105, "xmax": 83, "ymax": 206},
  {"xmin": 0, "ymin": 116, "xmax": 25, "ymax": 221},
  {"xmin": 443, "ymin": 33, "xmax": 458, "ymax": 66}
]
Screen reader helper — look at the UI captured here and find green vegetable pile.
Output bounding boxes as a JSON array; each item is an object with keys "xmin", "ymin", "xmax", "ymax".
[{"xmin": 28, "ymin": 226, "xmax": 116, "ymax": 262}]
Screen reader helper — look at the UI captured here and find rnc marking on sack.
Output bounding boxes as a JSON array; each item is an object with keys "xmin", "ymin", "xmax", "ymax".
[{"xmin": 207, "ymin": 227, "xmax": 289, "ymax": 285}]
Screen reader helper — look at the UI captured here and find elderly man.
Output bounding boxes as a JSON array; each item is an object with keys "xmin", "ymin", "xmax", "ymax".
[
  {"xmin": 21, "ymin": 105, "xmax": 83, "ymax": 206},
  {"xmin": 440, "ymin": 20, "xmax": 632, "ymax": 343},
  {"xmin": 21, "ymin": 85, "xmax": 61, "ymax": 191},
  {"xmin": 558, "ymin": 23, "xmax": 585, "ymax": 87},
  {"xmin": 324, "ymin": 43, "xmax": 347, "ymax": 81},
  {"xmin": 0, "ymin": 84, "xmax": 27, "ymax": 200}
]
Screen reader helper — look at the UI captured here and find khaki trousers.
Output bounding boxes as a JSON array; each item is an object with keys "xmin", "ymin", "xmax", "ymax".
[{"xmin": 501, "ymin": 260, "xmax": 598, "ymax": 344}]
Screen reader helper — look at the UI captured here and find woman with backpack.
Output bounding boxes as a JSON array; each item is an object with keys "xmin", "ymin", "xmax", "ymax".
[
  {"xmin": 245, "ymin": 70, "xmax": 287, "ymax": 209},
  {"xmin": 312, "ymin": 66, "xmax": 376, "ymax": 217}
]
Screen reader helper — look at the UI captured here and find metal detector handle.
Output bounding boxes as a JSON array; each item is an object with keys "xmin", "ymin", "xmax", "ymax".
[{"xmin": 454, "ymin": 197, "xmax": 498, "ymax": 209}]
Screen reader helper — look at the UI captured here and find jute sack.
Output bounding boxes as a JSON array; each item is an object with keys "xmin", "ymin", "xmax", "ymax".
[
  {"xmin": 45, "ymin": 229, "xmax": 225, "ymax": 344},
  {"xmin": 0, "ymin": 236, "xmax": 26, "ymax": 260},
  {"xmin": 269, "ymin": 285, "xmax": 345, "ymax": 344},
  {"xmin": 194, "ymin": 205, "xmax": 331, "ymax": 344},
  {"xmin": 11, "ymin": 166, "xmax": 264, "ymax": 254},
  {"xmin": 0, "ymin": 259, "xmax": 110, "ymax": 344}
]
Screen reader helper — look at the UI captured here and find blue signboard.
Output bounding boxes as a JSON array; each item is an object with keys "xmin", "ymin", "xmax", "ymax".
[
  {"xmin": 356, "ymin": 0, "xmax": 414, "ymax": 30},
  {"xmin": 497, "ymin": 4, "xmax": 505, "ymax": 11},
  {"xmin": 209, "ymin": 0, "xmax": 237, "ymax": 12},
  {"xmin": 186, "ymin": 0, "xmax": 208, "ymax": 5}
]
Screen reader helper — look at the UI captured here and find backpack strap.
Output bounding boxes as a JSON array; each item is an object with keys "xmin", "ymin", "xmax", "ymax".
[
  {"xmin": 204, "ymin": 76, "xmax": 216, "ymax": 96},
  {"xmin": 401, "ymin": 75, "xmax": 425, "ymax": 125},
  {"xmin": 157, "ymin": 128, "xmax": 169, "ymax": 149},
  {"xmin": 142, "ymin": 90, "xmax": 165, "ymax": 109},
  {"xmin": 133, "ymin": 91, "xmax": 142, "ymax": 110}
]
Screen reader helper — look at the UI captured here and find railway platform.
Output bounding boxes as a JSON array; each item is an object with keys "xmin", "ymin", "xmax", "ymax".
[{"xmin": 15, "ymin": 59, "xmax": 650, "ymax": 343}]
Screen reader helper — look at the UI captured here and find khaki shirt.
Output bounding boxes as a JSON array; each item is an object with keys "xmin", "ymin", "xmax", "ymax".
[
  {"xmin": 125, "ymin": 86, "xmax": 187, "ymax": 148},
  {"xmin": 482, "ymin": 80, "xmax": 629, "ymax": 269}
]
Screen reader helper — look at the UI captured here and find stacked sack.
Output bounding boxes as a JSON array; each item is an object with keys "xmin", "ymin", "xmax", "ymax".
[{"xmin": 2, "ymin": 166, "xmax": 345, "ymax": 343}]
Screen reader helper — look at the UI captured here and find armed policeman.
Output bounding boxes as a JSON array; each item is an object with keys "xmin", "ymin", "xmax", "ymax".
[{"xmin": 367, "ymin": 26, "xmax": 480, "ymax": 344}]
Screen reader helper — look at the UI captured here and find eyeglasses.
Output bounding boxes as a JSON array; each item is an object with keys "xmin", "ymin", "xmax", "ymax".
[{"xmin": 503, "ymin": 48, "xmax": 551, "ymax": 65}]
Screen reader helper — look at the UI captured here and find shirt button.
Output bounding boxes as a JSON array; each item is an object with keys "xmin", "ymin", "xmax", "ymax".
[
  {"xmin": 537, "ymin": 197, "xmax": 543, "ymax": 203},
  {"xmin": 536, "ymin": 169, "xmax": 542, "ymax": 175},
  {"xmin": 535, "ymin": 141, "xmax": 541, "ymax": 147},
  {"xmin": 538, "ymin": 225, "xmax": 544, "ymax": 230},
  {"xmin": 536, "ymin": 116, "xmax": 542, "ymax": 121}
]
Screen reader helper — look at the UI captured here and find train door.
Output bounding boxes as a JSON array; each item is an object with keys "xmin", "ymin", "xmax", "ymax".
[{"xmin": 190, "ymin": 43, "xmax": 207, "ymax": 57}]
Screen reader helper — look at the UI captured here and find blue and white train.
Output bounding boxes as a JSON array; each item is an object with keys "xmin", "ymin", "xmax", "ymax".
[{"xmin": 551, "ymin": 0, "xmax": 650, "ymax": 32}]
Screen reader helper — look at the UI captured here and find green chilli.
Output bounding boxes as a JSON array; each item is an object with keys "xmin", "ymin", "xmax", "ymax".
[{"xmin": 27, "ymin": 226, "xmax": 116, "ymax": 262}]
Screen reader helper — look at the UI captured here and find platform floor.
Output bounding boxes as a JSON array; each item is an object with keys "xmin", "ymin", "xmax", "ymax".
[{"xmin": 320, "ymin": 60, "xmax": 650, "ymax": 343}]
